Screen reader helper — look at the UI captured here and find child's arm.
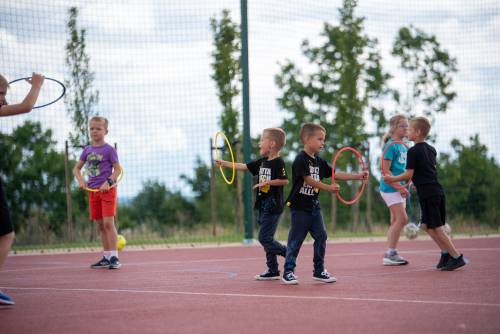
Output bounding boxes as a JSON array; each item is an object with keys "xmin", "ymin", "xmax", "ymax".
[
  {"xmin": 0, "ymin": 73, "xmax": 44, "ymax": 117},
  {"xmin": 110, "ymin": 162, "xmax": 122, "ymax": 182},
  {"xmin": 381, "ymin": 158, "xmax": 406, "ymax": 190},
  {"xmin": 335, "ymin": 171, "xmax": 369, "ymax": 181},
  {"xmin": 73, "ymin": 160, "xmax": 86, "ymax": 189},
  {"xmin": 253, "ymin": 178, "xmax": 289, "ymax": 190},
  {"xmin": 384, "ymin": 169, "xmax": 414, "ymax": 183},
  {"xmin": 99, "ymin": 162, "xmax": 122, "ymax": 192},
  {"xmin": 215, "ymin": 159, "xmax": 248, "ymax": 171},
  {"xmin": 304, "ymin": 176, "xmax": 339, "ymax": 193}
]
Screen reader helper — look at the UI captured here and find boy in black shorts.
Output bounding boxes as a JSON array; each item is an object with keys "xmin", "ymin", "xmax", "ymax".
[
  {"xmin": 0, "ymin": 72, "xmax": 44, "ymax": 304},
  {"xmin": 282, "ymin": 123, "xmax": 368, "ymax": 284},
  {"xmin": 384, "ymin": 116, "xmax": 467, "ymax": 270},
  {"xmin": 216, "ymin": 128, "xmax": 288, "ymax": 280}
]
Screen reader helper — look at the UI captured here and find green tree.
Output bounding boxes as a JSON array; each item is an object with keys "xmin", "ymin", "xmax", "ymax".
[
  {"xmin": 438, "ymin": 135, "xmax": 500, "ymax": 225},
  {"xmin": 130, "ymin": 180, "xmax": 197, "ymax": 235},
  {"xmin": 0, "ymin": 122, "xmax": 69, "ymax": 240},
  {"xmin": 275, "ymin": 0, "xmax": 391, "ymax": 229},
  {"xmin": 65, "ymin": 6, "xmax": 99, "ymax": 147},
  {"xmin": 392, "ymin": 25, "xmax": 457, "ymax": 121}
]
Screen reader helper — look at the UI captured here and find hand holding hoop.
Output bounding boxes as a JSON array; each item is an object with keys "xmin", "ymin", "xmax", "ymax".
[
  {"xmin": 84, "ymin": 167, "xmax": 124, "ymax": 193},
  {"xmin": 8, "ymin": 77, "xmax": 66, "ymax": 109},
  {"xmin": 380, "ymin": 140, "xmax": 410, "ymax": 190},
  {"xmin": 332, "ymin": 147, "xmax": 368, "ymax": 205},
  {"xmin": 214, "ymin": 131, "xmax": 235, "ymax": 185}
]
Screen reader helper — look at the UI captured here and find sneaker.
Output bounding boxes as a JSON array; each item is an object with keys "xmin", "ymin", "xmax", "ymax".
[
  {"xmin": 90, "ymin": 257, "xmax": 110, "ymax": 269},
  {"xmin": 255, "ymin": 269, "xmax": 280, "ymax": 281},
  {"xmin": 281, "ymin": 271, "xmax": 299, "ymax": 285},
  {"xmin": 436, "ymin": 252, "xmax": 451, "ymax": 269},
  {"xmin": 313, "ymin": 270, "xmax": 337, "ymax": 283},
  {"xmin": 0, "ymin": 291, "xmax": 15, "ymax": 305},
  {"xmin": 109, "ymin": 256, "xmax": 122, "ymax": 269},
  {"xmin": 441, "ymin": 254, "xmax": 467, "ymax": 271},
  {"xmin": 383, "ymin": 253, "xmax": 409, "ymax": 266}
]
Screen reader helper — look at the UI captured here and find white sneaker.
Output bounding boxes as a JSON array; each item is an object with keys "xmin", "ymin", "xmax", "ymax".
[{"xmin": 383, "ymin": 253, "xmax": 409, "ymax": 266}]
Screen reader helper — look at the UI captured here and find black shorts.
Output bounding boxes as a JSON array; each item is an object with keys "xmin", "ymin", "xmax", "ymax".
[
  {"xmin": 419, "ymin": 194, "xmax": 446, "ymax": 229},
  {"xmin": 0, "ymin": 179, "xmax": 14, "ymax": 236}
]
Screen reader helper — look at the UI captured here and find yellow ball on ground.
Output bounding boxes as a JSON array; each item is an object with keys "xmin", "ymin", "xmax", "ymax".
[{"xmin": 117, "ymin": 234, "xmax": 127, "ymax": 251}]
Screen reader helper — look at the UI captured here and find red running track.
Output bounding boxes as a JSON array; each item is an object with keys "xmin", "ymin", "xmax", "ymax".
[{"xmin": 1, "ymin": 237, "xmax": 500, "ymax": 334}]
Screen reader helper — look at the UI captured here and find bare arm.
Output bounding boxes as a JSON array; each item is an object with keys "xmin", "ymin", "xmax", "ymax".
[
  {"xmin": 0, "ymin": 73, "xmax": 44, "ymax": 117},
  {"xmin": 382, "ymin": 159, "xmax": 406, "ymax": 189},
  {"xmin": 73, "ymin": 160, "xmax": 86, "ymax": 189},
  {"xmin": 335, "ymin": 171, "xmax": 369, "ymax": 181},
  {"xmin": 303, "ymin": 176, "xmax": 339, "ymax": 193},
  {"xmin": 99, "ymin": 162, "xmax": 122, "ymax": 192},
  {"xmin": 384, "ymin": 169, "xmax": 414, "ymax": 183},
  {"xmin": 215, "ymin": 159, "xmax": 248, "ymax": 171},
  {"xmin": 253, "ymin": 178, "xmax": 289, "ymax": 190}
]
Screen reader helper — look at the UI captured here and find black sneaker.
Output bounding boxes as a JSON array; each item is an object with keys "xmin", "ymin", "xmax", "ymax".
[
  {"xmin": 436, "ymin": 252, "xmax": 451, "ymax": 269},
  {"xmin": 313, "ymin": 270, "xmax": 337, "ymax": 283},
  {"xmin": 254, "ymin": 269, "xmax": 280, "ymax": 281},
  {"xmin": 281, "ymin": 271, "xmax": 298, "ymax": 285},
  {"xmin": 441, "ymin": 254, "xmax": 467, "ymax": 271},
  {"xmin": 90, "ymin": 257, "xmax": 110, "ymax": 269},
  {"xmin": 109, "ymin": 256, "xmax": 122, "ymax": 269}
]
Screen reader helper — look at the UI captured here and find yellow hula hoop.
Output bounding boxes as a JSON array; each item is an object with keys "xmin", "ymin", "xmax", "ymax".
[
  {"xmin": 214, "ymin": 131, "xmax": 235, "ymax": 185},
  {"xmin": 84, "ymin": 166, "xmax": 125, "ymax": 193}
]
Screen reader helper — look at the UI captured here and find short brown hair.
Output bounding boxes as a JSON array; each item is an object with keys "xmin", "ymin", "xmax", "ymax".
[
  {"xmin": 90, "ymin": 116, "xmax": 109, "ymax": 129},
  {"xmin": 0, "ymin": 74, "xmax": 9, "ymax": 89},
  {"xmin": 263, "ymin": 128, "xmax": 286, "ymax": 150},
  {"xmin": 410, "ymin": 117, "xmax": 431, "ymax": 138},
  {"xmin": 300, "ymin": 123, "xmax": 326, "ymax": 144}
]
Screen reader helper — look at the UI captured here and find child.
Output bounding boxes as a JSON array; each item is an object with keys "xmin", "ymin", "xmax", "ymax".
[
  {"xmin": 0, "ymin": 72, "xmax": 44, "ymax": 305},
  {"xmin": 384, "ymin": 116, "xmax": 467, "ymax": 271},
  {"xmin": 73, "ymin": 116, "xmax": 123, "ymax": 269},
  {"xmin": 216, "ymin": 128, "xmax": 288, "ymax": 280},
  {"xmin": 282, "ymin": 123, "xmax": 368, "ymax": 284},
  {"xmin": 379, "ymin": 114, "xmax": 410, "ymax": 266}
]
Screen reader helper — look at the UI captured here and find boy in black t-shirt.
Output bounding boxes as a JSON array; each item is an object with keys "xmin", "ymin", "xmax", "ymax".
[
  {"xmin": 216, "ymin": 128, "xmax": 289, "ymax": 280},
  {"xmin": 384, "ymin": 117, "xmax": 467, "ymax": 271},
  {"xmin": 282, "ymin": 123, "xmax": 368, "ymax": 284}
]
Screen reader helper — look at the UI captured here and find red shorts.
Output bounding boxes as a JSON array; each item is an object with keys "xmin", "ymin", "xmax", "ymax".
[{"xmin": 88, "ymin": 187, "xmax": 117, "ymax": 221}]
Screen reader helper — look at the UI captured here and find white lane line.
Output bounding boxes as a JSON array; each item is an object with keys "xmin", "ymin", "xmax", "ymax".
[
  {"xmin": 2, "ymin": 286, "xmax": 500, "ymax": 308},
  {"xmin": 2, "ymin": 247, "xmax": 497, "ymax": 273}
]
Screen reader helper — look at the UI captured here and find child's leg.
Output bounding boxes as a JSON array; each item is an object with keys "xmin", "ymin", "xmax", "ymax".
[
  {"xmin": 427, "ymin": 227, "xmax": 460, "ymax": 258},
  {"xmin": 96, "ymin": 219, "xmax": 110, "ymax": 250},
  {"xmin": 308, "ymin": 209, "xmax": 327, "ymax": 274},
  {"xmin": 284, "ymin": 210, "xmax": 310, "ymax": 273},
  {"xmin": 0, "ymin": 232, "xmax": 14, "ymax": 268},
  {"xmin": 101, "ymin": 216, "xmax": 118, "ymax": 252},
  {"xmin": 257, "ymin": 211, "xmax": 286, "ymax": 272},
  {"xmin": 387, "ymin": 203, "xmax": 407, "ymax": 249}
]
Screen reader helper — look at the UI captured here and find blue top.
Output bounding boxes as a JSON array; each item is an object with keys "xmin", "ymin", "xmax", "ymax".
[{"xmin": 379, "ymin": 139, "xmax": 407, "ymax": 193}]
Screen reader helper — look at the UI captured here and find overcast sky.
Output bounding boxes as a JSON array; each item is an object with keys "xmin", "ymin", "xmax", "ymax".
[{"xmin": 1, "ymin": 0, "xmax": 499, "ymax": 198}]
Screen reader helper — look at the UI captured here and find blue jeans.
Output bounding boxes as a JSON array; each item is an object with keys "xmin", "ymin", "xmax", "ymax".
[
  {"xmin": 257, "ymin": 209, "xmax": 287, "ymax": 273},
  {"xmin": 284, "ymin": 207, "xmax": 327, "ymax": 274}
]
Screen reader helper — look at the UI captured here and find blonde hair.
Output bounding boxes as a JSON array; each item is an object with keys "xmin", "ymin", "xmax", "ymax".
[
  {"xmin": 0, "ymin": 74, "xmax": 9, "ymax": 89},
  {"xmin": 263, "ymin": 128, "xmax": 286, "ymax": 150},
  {"xmin": 410, "ymin": 116, "xmax": 431, "ymax": 138},
  {"xmin": 300, "ymin": 123, "xmax": 326, "ymax": 144},
  {"xmin": 90, "ymin": 116, "xmax": 109, "ymax": 129},
  {"xmin": 382, "ymin": 114, "xmax": 407, "ymax": 143}
]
